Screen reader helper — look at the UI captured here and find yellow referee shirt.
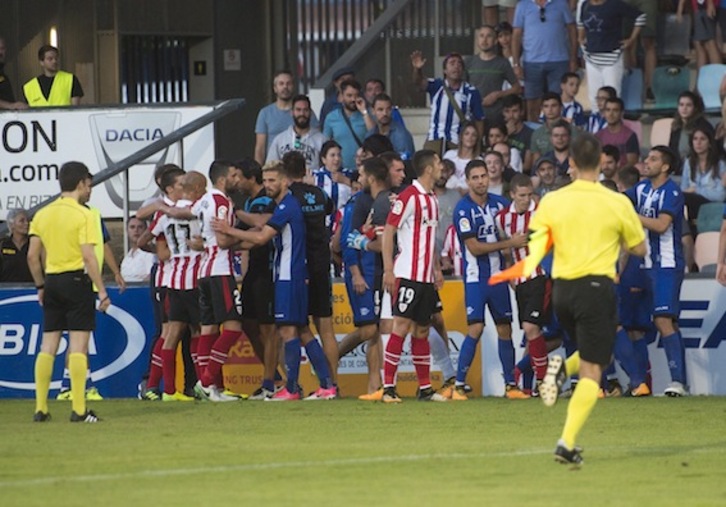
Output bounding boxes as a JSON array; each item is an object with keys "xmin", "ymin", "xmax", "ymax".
[
  {"xmin": 529, "ymin": 179, "xmax": 645, "ymax": 280},
  {"xmin": 28, "ymin": 197, "xmax": 100, "ymax": 274}
]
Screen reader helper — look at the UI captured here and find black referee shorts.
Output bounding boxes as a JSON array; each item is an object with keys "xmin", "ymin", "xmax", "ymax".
[
  {"xmin": 552, "ymin": 276, "xmax": 617, "ymax": 366},
  {"xmin": 242, "ymin": 272, "xmax": 275, "ymax": 324},
  {"xmin": 307, "ymin": 267, "xmax": 333, "ymax": 318},
  {"xmin": 44, "ymin": 271, "xmax": 96, "ymax": 332}
]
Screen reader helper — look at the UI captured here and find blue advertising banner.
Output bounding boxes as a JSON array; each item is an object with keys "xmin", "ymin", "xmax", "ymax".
[{"xmin": 0, "ymin": 285, "xmax": 155, "ymax": 398}]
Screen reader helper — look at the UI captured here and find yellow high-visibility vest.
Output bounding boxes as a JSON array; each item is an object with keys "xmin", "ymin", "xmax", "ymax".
[{"xmin": 23, "ymin": 70, "xmax": 74, "ymax": 107}]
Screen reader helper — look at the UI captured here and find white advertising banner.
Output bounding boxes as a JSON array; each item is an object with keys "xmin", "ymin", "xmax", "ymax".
[{"xmin": 0, "ymin": 105, "xmax": 215, "ymax": 220}]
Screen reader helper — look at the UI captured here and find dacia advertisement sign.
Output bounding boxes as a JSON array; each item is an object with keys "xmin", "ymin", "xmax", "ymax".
[{"xmin": 0, "ymin": 286, "xmax": 155, "ymax": 398}]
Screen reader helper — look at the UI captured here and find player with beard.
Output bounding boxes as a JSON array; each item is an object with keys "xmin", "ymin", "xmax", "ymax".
[
  {"xmin": 267, "ymin": 94, "xmax": 327, "ymax": 168},
  {"xmin": 212, "ymin": 162, "xmax": 336, "ymax": 400}
]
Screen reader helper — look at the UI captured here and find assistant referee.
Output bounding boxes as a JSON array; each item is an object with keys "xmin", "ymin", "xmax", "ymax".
[
  {"xmin": 27, "ymin": 161, "xmax": 110, "ymax": 423},
  {"xmin": 531, "ymin": 134, "xmax": 646, "ymax": 465}
]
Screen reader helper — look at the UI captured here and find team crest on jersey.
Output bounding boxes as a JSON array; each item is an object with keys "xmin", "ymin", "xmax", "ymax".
[
  {"xmin": 217, "ymin": 205, "xmax": 228, "ymax": 219},
  {"xmin": 459, "ymin": 217, "xmax": 471, "ymax": 233},
  {"xmin": 279, "ymin": 204, "xmax": 286, "ymax": 210},
  {"xmin": 304, "ymin": 192, "xmax": 317, "ymax": 205},
  {"xmin": 392, "ymin": 200, "xmax": 404, "ymax": 215}
]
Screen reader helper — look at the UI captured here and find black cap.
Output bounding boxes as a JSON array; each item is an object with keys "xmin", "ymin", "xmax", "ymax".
[
  {"xmin": 534, "ymin": 155, "xmax": 557, "ymax": 170},
  {"xmin": 332, "ymin": 67, "xmax": 355, "ymax": 82}
]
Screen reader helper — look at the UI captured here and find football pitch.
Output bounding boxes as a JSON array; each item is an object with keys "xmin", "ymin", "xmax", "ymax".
[{"xmin": 2, "ymin": 396, "xmax": 725, "ymax": 506}]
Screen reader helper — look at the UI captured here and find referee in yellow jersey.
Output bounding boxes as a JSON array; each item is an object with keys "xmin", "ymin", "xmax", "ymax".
[
  {"xmin": 531, "ymin": 134, "xmax": 646, "ymax": 465},
  {"xmin": 27, "ymin": 161, "xmax": 111, "ymax": 423}
]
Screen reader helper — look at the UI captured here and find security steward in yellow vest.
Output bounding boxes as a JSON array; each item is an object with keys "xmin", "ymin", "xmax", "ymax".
[{"xmin": 23, "ymin": 44, "xmax": 83, "ymax": 107}]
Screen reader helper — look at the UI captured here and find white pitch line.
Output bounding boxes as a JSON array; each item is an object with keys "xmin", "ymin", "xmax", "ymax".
[{"xmin": 0, "ymin": 449, "xmax": 551, "ymax": 488}]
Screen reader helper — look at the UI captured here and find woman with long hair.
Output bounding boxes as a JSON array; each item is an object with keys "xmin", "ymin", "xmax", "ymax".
[
  {"xmin": 443, "ymin": 121, "xmax": 482, "ymax": 193},
  {"xmin": 681, "ymin": 126, "xmax": 726, "ymax": 223},
  {"xmin": 669, "ymin": 91, "xmax": 713, "ymax": 164}
]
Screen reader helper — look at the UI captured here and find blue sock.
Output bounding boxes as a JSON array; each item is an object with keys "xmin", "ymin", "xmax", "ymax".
[
  {"xmin": 262, "ymin": 378, "xmax": 275, "ymax": 392},
  {"xmin": 614, "ymin": 328, "xmax": 643, "ymax": 386},
  {"xmin": 498, "ymin": 338, "xmax": 515, "ymax": 385},
  {"xmin": 632, "ymin": 337, "xmax": 649, "ymax": 383},
  {"xmin": 284, "ymin": 338, "xmax": 302, "ymax": 393},
  {"xmin": 661, "ymin": 332, "xmax": 686, "ymax": 384},
  {"xmin": 456, "ymin": 335, "xmax": 479, "ymax": 384},
  {"xmin": 305, "ymin": 339, "xmax": 332, "ymax": 389},
  {"xmin": 516, "ymin": 355, "xmax": 534, "ymax": 391}
]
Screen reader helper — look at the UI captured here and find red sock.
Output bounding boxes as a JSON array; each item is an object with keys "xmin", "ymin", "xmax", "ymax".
[
  {"xmin": 190, "ymin": 335, "xmax": 200, "ymax": 380},
  {"xmin": 411, "ymin": 336, "xmax": 431, "ymax": 389},
  {"xmin": 383, "ymin": 333, "xmax": 405, "ymax": 387},
  {"xmin": 529, "ymin": 335, "xmax": 548, "ymax": 381},
  {"xmin": 147, "ymin": 338, "xmax": 164, "ymax": 389},
  {"xmin": 202, "ymin": 330, "xmax": 242, "ymax": 387},
  {"xmin": 161, "ymin": 348, "xmax": 177, "ymax": 395},
  {"xmin": 196, "ymin": 333, "xmax": 218, "ymax": 386}
]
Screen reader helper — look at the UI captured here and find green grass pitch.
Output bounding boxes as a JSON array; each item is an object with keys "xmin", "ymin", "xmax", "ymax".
[{"xmin": 2, "ymin": 397, "xmax": 726, "ymax": 506}]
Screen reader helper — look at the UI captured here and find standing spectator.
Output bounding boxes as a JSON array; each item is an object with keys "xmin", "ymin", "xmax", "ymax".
[
  {"xmin": 267, "ymin": 94, "xmax": 326, "ymax": 168},
  {"xmin": 466, "ymin": 25, "xmax": 522, "ymax": 122},
  {"xmin": 495, "ymin": 22, "xmax": 518, "ymax": 92},
  {"xmin": 313, "ymin": 140, "xmax": 353, "ymax": 223},
  {"xmin": 681, "ymin": 127, "xmax": 726, "ymax": 220},
  {"xmin": 559, "ymin": 72, "xmax": 586, "ymax": 128},
  {"xmin": 669, "ymin": 91, "xmax": 714, "ymax": 162},
  {"xmin": 587, "ymin": 86, "xmax": 617, "ymax": 134},
  {"xmin": 319, "ymin": 67, "xmax": 355, "ymax": 129},
  {"xmin": 411, "ymin": 50, "xmax": 484, "ymax": 155},
  {"xmin": 530, "ymin": 92, "xmax": 578, "ymax": 163},
  {"xmin": 626, "ymin": 146, "xmax": 688, "ymax": 397},
  {"xmin": 512, "ymin": 0, "xmax": 578, "ymax": 122},
  {"xmin": 595, "ymin": 98, "xmax": 639, "ymax": 166},
  {"xmin": 254, "ymin": 70, "xmax": 319, "ymax": 165},
  {"xmin": 0, "ymin": 209, "xmax": 32, "ymax": 282},
  {"xmin": 623, "ymin": 0, "xmax": 658, "ymax": 101},
  {"xmin": 27, "ymin": 161, "xmax": 109, "ymax": 423},
  {"xmin": 0, "ymin": 36, "xmax": 27, "ymax": 110},
  {"xmin": 366, "ymin": 93, "xmax": 415, "ymax": 160},
  {"xmin": 677, "ymin": 0, "xmax": 722, "ymax": 69},
  {"xmin": 23, "ymin": 45, "xmax": 83, "ymax": 107},
  {"xmin": 444, "ymin": 121, "xmax": 483, "ymax": 192},
  {"xmin": 119, "ymin": 217, "xmax": 156, "ymax": 282},
  {"xmin": 502, "ymin": 95, "xmax": 534, "ymax": 173},
  {"xmin": 323, "ymin": 80, "xmax": 375, "ymax": 172},
  {"xmin": 363, "ymin": 78, "xmax": 384, "ymax": 106},
  {"xmin": 544, "ymin": 119, "xmax": 573, "ymax": 177},
  {"xmin": 576, "ymin": 0, "xmax": 645, "ymax": 108}
]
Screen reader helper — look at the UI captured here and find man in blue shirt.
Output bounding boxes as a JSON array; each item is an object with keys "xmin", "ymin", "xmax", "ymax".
[
  {"xmin": 323, "ymin": 79, "xmax": 375, "ymax": 171},
  {"xmin": 452, "ymin": 159, "xmax": 529, "ymax": 400},
  {"xmin": 512, "ymin": 0, "xmax": 578, "ymax": 122},
  {"xmin": 366, "ymin": 93, "xmax": 415, "ymax": 160},
  {"xmin": 625, "ymin": 146, "xmax": 687, "ymax": 397}
]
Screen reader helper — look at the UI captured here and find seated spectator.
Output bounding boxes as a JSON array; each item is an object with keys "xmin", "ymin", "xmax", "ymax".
[
  {"xmin": 0, "ymin": 208, "xmax": 32, "ymax": 282},
  {"xmin": 617, "ymin": 165, "xmax": 641, "ymax": 193},
  {"xmin": 595, "ymin": 97, "xmax": 639, "ymax": 167},
  {"xmin": 502, "ymin": 95, "xmax": 534, "ymax": 173},
  {"xmin": 267, "ymin": 94, "xmax": 326, "ymax": 169},
  {"xmin": 485, "ymin": 121, "xmax": 522, "ymax": 172},
  {"xmin": 120, "ymin": 217, "xmax": 156, "ymax": 282},
  {"xmin": 483, "ymin": 150, "xmax": 509, "ymax": 195},
  {"xmin": 492, "ymin": 141, "xmax": 523, "ymax": 175},
  {"xmin": 714, "ymin": 95, "xmax": 726, "ymax": 153},
  {"xmin": 669, "ymin": 91, "xmax": 714, "ymax": 163},
  {"xmin": 587, "ymin": 86, "xmax": 617, "ymax": 135},
  {"xmin": 444, "ymin": 121, "xmax": 483, "ymax": 192},
  {"xmin": 366, "ymin": 93, "xmax": 415, "ymax": 160},
  {"xmin": 559, "ymin": 72, "xmax": 586, "ymax": 128},
  {"xmin": 363, "ymin": 78, "xmax": 406, "ymax": 125},
  {"xmin": 543, "ymin": 119, "xmax": 572, "ymax": 178},
  {"xmin": 681, "ymin": 127, "xmax": 726, "ymax": 222},
  {"xmin": 533, "ymin": 155, "xmax": 567, "ymax": 199},
  {"xmin": 412, "ymin": 50, "xmax": 484, "ymax": 155},
  {"xmin": 600, "ymin": 144, "xmax": 621, "ymax": 184},
  {"xmin": 530, "ymin": 92, "xmax": 578, "ymax": 164}
]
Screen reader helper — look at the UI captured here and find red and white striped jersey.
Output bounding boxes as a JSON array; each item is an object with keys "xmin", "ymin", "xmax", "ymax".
[
  {"xmin": 192, "ymin": 188, "xmax": 235, "ymax": 278},
  {"xmin": 495, "ymin": 200, "xmax": 545, "ymax": 285},
  {"xmin": 152, "ymin": 196, "xmax": 175, "ymax": 289},
  {"xmin": 150, "ymin": 199, "xmax": 203, "ymax": 290},
  {"xmin": 386, "ymin": 180, "xmax": 439, "ymax": 283},
  {"xmin": 441, "ymin": 224, "xmax": 463, "ymax": 277}
]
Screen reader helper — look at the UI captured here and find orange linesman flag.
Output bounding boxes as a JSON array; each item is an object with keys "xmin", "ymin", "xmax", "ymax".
[{"xmin": 488, "ymin": 227, "xmax": 553, "ymax": 285}]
